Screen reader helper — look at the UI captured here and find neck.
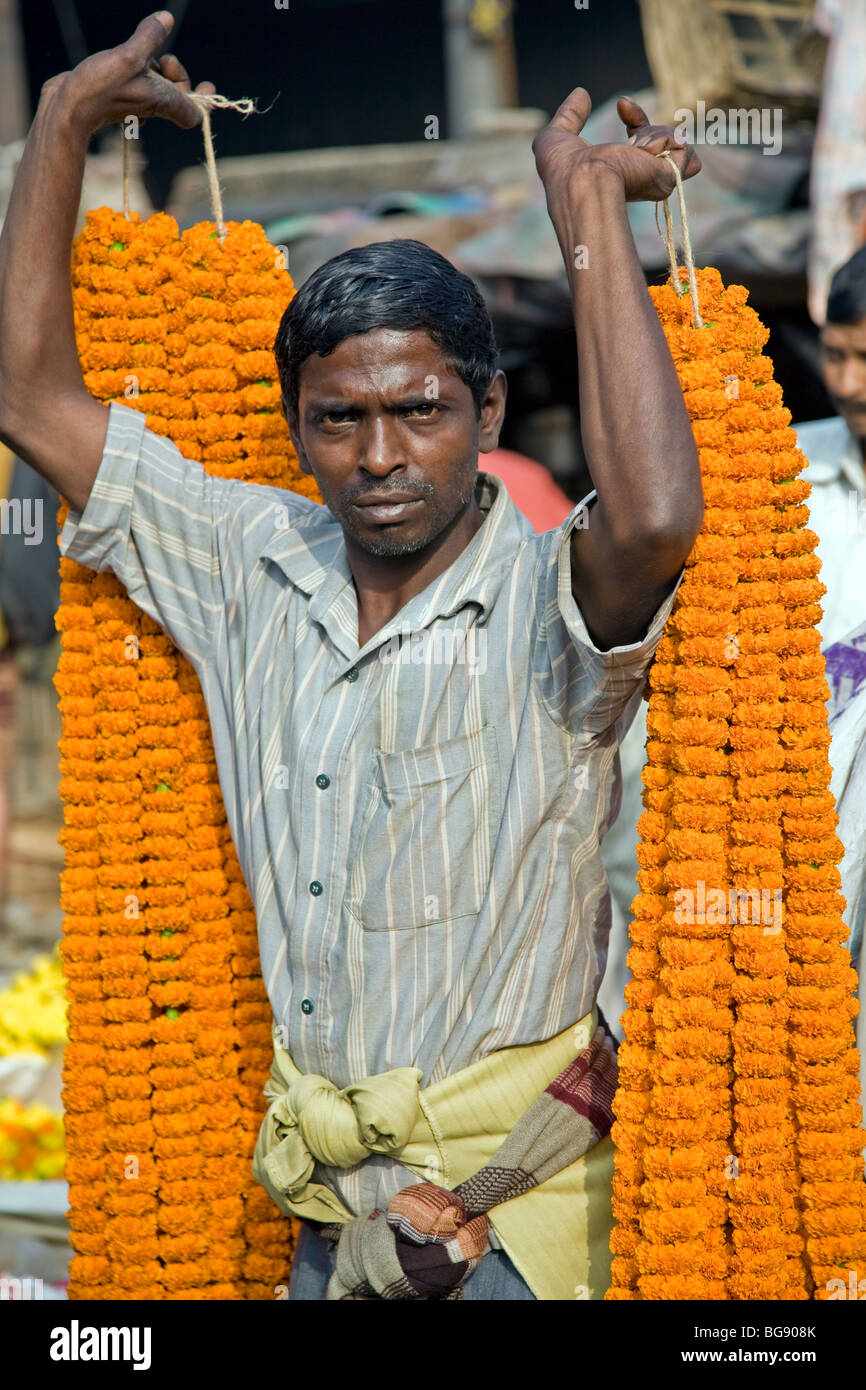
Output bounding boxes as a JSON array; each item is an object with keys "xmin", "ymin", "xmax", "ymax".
[{"xmin": 351, "ymin": 495, "xmax": 486, "ymax": 646}]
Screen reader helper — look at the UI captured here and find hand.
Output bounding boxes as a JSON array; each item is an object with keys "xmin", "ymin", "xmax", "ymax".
[
  {"xmin": 40, "ymin": 11, "xmax": 215, "ymax": 137},
  {"xmin": 532, "ymin": 88, "xmax": 701, "ymax": 203}
]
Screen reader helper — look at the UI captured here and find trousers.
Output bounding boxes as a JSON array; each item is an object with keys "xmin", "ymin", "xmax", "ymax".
[{"xmin": 288, "ymin": 1220, "xmax": 537, "ymax": 1301}]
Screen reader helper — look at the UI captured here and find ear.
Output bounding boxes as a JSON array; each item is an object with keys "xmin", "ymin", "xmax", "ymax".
[
  {"xmin": 282, "ymin": 393, "xmax": 312, "ymax": 476},
  {"xmin": 478, "ymin": 370, "xmax": 507, "ymax": 454}
]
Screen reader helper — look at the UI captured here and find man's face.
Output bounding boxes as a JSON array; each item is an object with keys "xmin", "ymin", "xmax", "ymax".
[
  {"xmin": 284, "ymin": 328, "xmax": 506, "ymax": 558},
  {"xmin": 820, "ymin": 317, "xmax": 866, "ymax": 443}
]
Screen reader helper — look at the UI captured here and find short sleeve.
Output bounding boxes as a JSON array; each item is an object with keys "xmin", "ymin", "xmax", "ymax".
[
  {"xmin": 533, "ymin": 489, "xmax": 685, "ymax": 737},
  {"xmin": 58, "ymin": 401, "xmax": 297, "ymax": 665}
]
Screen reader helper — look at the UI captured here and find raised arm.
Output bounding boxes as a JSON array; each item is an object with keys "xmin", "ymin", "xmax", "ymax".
[
  {"xmin": 533, "ymin": 89, "xmax": 704, "ymax": 652},
  {"xmin": 0, "ymin": 11, "xmax": 212, "ymax": 512}
]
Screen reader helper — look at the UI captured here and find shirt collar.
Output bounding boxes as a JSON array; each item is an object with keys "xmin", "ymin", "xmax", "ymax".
[
  {"xmin": 797, "ymin": 416, "xmax": 866, "ymax": 490},
  {"xmin": 840, "ymin": 430, "xmax": 866, "ymax": 492},
  {"xmin": 258, "ymin": 469, "xmax": 534, "ymax": 659}
]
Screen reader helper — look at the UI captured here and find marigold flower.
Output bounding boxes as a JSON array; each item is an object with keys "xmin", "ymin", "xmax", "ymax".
[
  {"xmin": 58, "ymin": 207, "xmax": 305, "ymax": 1299},
  {"xmin": 607, "ymin": 267, "xmax": 865, "ymax": 1301}
]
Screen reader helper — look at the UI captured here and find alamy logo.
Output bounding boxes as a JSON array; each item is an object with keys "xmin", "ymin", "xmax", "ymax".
[
  {"xmin": 674, "ymin": 882, "xmax": 782, "ymax": 934},
  {"xmin": 379, "ymin": 624, "xmax": 487, "ymax": 673},
  {"xmin": 823, "ymin": 489, "xmax": 866, "ymax": 535},
  {"xmin": 674, "ymin": 102, "xmax": 783, "ymax": 156},
  {"xmin": 0, "ymin": 1274, "xmax": 43, "ymax": 1298},
  {"xmin": 0, "ymin": 496, "xmax": 42, "ymax": 545},
  {"xmin": 49, "ymin": 1320, "xmax": 152, "ymax": 1371},
  {"xmin": 826, "ymin": 1270, "xmax": 866, "ymax": 1300}
]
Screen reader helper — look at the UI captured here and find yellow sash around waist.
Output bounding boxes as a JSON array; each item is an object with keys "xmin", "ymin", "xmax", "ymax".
[{"xmin": 251, "ymin": 1007, "xmax": 614, "ymax": 1301}]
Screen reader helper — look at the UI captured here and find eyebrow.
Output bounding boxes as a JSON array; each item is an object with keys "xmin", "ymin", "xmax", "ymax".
[
  {"xmin": 307, "ymin": 395, "xmax": 444, "ymax": 417},
  {"xmin": 307, "ymin": 400, "xmax": 355, "ymax": 414},
  {"xmin": 820, "ymin": 340, "xmax": 866, "ymax": 353}
]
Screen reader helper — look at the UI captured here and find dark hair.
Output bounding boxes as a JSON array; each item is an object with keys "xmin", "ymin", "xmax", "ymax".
[
  {"xmin": 274, "ymin": 239, "xmax": 499, "ymax": 416},
  {"xmin": 826, "ymin": 243, "xmax": 866, "ymax": 325}
]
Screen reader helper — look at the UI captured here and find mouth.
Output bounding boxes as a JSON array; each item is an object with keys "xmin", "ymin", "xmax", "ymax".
[{"xmin": 352, "ymin": 498, "xmax": 425, "ymax": 523}]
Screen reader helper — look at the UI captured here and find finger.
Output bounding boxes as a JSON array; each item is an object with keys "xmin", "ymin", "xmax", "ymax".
[
  {"xmin": 654, "ymin": 141, "xmax": 701, "ymax": 180},
  {"xmin": 650, "ymin": 147, "xmax": 702, "ymax": 195},
  {"xmin": 548, "ymin": 86, "xmax": 592, "ymax": 137},
  {"xmin": 616, "ymin": 96, "xmax": 651, "ymax": 138},
  {"xmin": 629, "ymin": 121, "xmax": 701, "ymax": 177},
  {"xmin": 635, "ymin": 130, "xmax": 701, "ymax": 178},
  {"xmin": 649, "ymin": 162, "xmax": 677, "ymax": 201},
  {"xmin": 119, "ymin": 11, "xmax": 174, "ymax": 73},
  {"xmin": 194, "ymin": 80, "xmax": 217, "ymax": 97},
  {"xmin": 632, "ymin": 127, "xmax": 686, "ymax": 155},
  {"xmin": 147, "ymin": 76, "xmax": 206, "ymax": 129},
  {"xmin": 680, "ymin": 144, "xmax": 701, "ymax": 179},
  {"xmin": 158, "ymin": 53, "xmax": 192, "ymax": 92}
]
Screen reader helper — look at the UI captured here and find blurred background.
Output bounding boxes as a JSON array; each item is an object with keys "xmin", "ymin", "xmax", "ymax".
[{"xmin": 0, "ymin": 0, "xmax": 864, "ymax": 1298}]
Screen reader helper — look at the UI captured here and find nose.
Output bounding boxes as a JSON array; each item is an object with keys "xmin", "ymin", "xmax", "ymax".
[{"xmin": 359, "ymin": 413, "xmax": 406, "ymax": 475}]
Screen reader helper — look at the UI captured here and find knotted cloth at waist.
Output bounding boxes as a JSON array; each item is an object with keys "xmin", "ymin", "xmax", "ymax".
[{"xmin": 252, "ymin": 1008, "xmax": 619, "ymax": 1300}]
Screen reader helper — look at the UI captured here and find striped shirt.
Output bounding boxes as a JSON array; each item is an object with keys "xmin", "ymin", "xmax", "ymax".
[{"xmin": 59, "ymin": 400, "xmax": 683, "ymax": 1215}]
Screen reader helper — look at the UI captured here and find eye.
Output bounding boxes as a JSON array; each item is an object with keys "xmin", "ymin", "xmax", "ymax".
[
  {"xmin": 401, "ymin": 403, "xmax": 438, "ymax": 418},
  {"xmin": 321, "ymin": 408, "xmax": 357, "ymax": 425}
]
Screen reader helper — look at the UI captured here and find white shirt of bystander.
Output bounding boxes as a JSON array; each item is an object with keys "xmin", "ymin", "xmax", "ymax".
[{"xmin": 597, "ymin": 414, "xmax": 866, "ymax": 1042}]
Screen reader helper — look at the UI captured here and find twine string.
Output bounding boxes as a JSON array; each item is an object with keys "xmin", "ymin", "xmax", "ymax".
[
  {"xmin": 661, "ymin": 195, "xmax": 679, "ymax": 298},
  {"xmin": 119, "ymin": 93, "xmax": 256, "ymax": 237},
  {"xmin": 188, "ymin": 93, "xmax": 256, "ymax": 241},
  {"xmin": 122, "ymin": 127, "xmax": 130, "ymax": 220},
  {"xmin": 657, "ymin": 148, "xmax": 703, "ymax": 329}
]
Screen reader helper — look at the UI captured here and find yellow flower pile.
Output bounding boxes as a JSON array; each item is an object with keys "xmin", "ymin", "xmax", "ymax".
[
  {"xmin": 607, "ymin": 267, "xmax": 866, "ymax": 1300},
  {"xmin": 0, "ymin": 950, "xmax": 67, "ymax": 1057},
  {"xmin": 58, "ymin": 207, "xmax": 320, "ymax": 1299},
  {"xmin": 0, "ymin": 1097, "xmax": 65, "ymax": 1180}
]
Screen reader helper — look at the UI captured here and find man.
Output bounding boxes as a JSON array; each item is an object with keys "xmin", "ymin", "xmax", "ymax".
[
  {"xmin": 795, "ymin": 242, "xmax": 866, "ymax": 643},
  {"xmin": 0, "ymin": 13, "xmax": 703, "ymax": 1300},
  {"xmin": 824, "ymin": 617, "xmax": 866, "ymax": 1119},
  {"xmin": 599, "ymin": 241, "xmax": 866, "ymax": 1048}
]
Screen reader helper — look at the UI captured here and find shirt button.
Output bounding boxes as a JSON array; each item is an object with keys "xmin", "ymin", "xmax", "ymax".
[
  {"xmin": 309, "ymin": 880, "xmax": 323, "ymax": 896},
  {"xmin": 315, "ymin": 774, "xmax": 330, "ymax": 789},
  {"xmin": 345, "ymin": 668, "xmax": 359, "ymax": 682},
  {"xmin": 300, "ymin": 998, "xmax": 314, "ymax": 1015}
]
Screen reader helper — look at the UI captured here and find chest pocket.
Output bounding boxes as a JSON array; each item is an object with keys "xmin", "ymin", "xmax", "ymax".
[{"xmin": 346, "ymin": 723, "xmax": 501, "ymax": 931}]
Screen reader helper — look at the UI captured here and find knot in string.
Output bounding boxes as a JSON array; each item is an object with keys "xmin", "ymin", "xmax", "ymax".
[
  {"xmin": 121, "ymin": 91, "xmax": 257, "ymax": 239},
  {"xmin": 186, "ymin": 92, "xmax": 256, "ymax": 240}
]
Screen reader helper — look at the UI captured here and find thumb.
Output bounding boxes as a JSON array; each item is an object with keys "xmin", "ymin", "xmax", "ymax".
[{"xmin": 548, "ymin": 86, "xmax": 592, "ymax": 137}]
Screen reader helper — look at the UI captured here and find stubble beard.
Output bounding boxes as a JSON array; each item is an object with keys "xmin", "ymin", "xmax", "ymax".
[{"xmin": 339, "ymin": 471, "xmax": 480, "ymax": 559}]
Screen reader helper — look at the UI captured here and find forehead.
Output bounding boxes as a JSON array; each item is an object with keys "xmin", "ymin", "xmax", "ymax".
[
  {"xmin": 298, "ymin": 327, "xmax": 464, "ymax": 400},
  {"xmin": 821, "ymin": 318, "xmax": 866, "ymax": 350}
]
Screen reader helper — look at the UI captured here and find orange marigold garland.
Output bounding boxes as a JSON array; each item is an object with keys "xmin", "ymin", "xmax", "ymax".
[
  {"xmin": 607, "ymin": 265, "xmax": 866, "ymax": 1300},
  {"xmin": 58, "ymin": 207, "xmax": 319, "ymax": 1299}
]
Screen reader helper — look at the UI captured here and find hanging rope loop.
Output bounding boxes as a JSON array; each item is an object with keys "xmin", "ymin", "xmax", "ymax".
[
  {"xmin": 122, "ymin": 129, "xmax": 131, "ymax": 220},
  {"xmin": 656, "ymin": 148, "xmax": 703, "ymax": 329},
  {"xmin": 187, "ymin": 93, "xmax": 256, "ymax": 240},
  {"xmin": 120, "ymin": 93, "xmax": 257, "ymax": 240}
]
